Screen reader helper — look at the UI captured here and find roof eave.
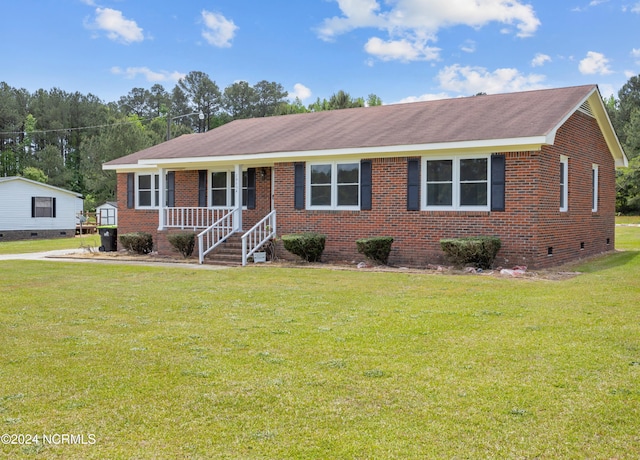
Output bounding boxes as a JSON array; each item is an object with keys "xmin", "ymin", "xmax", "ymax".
[{"xmin": 104, "ymin": 136, "xmax": 549, "ymax": 170}]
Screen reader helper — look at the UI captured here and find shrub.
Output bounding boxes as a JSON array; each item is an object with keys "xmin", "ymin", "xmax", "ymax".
[
  {"xmin": 281, "ymin": 233, "xmax": 326, "ymax": 262},
  {"xmin": 440, "ymin": 236, "xmax": 502, "ymax": 269},
  {"xmin": 356, "ymin": 236, "xmax": 394, "ymax": 265},
  {"xmin": 167, "ymin": 232, "xmax": 195, "ymax": 258},
  {"xmin": 119, "ymin": 232, "xmax": 153, "ymax": 255}
]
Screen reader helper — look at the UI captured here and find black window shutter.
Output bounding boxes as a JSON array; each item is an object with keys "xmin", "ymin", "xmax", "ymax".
[
  {"xmin": 126, "ymin": 173, "xmax": 135, "ymax": 209},
  {"xmin": 360, "ymin": 160, "xmax": 372, "ymax": 210},
  {"xmin": 247, "ymin": 168, "xmax": 256, "ymax": 209},
  {"xmin": 407, "ymin": 158, "xmax": 420, "ymax": 211},
  {"xmin": 52, "ymin": 198, "xmax": 56, "ymax": 218},
  {"xmin": 167, "ymin": 171, "xmax": 175, "ymax": 207},
  {"xmin": 198, "ymin": 170, "xmax": 207, "ymax": 207},
  {"xmin": 294, "ymin": 162, "xmax": 305, "ymax": 210},
  {"xmin": 491, "ymin": 154, "xmax": 506, "ymax": 212},
  {"xmin": 31, "ymin": 197, "xmax": 36, "ymax": 217}
]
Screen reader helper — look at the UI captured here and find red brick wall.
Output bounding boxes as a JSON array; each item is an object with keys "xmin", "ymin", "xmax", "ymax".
[
  {"xmin": 117, "ymin": 169, "xmax": 273, "ymax": 254},
  {"xmin": 116, "ymin": 112, "xmax": 616, "ymax": 268},
  {"xmin": 273, "ymin": 111, "xmax": 616, "ymax": 269}
]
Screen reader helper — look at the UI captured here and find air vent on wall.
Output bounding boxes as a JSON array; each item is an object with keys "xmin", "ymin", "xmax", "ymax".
[{"xmin": 578, "ymin": 100, "xmax": 595, "ymax": 118}]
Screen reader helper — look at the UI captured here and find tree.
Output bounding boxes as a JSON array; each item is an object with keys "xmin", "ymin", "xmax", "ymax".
[
  {"xmin": 276, "ymin": 97, "xmax": 309, "ymax": 115},
  {"xmin": 118, "ymin": 87, "xmax": 150, "ymax": 118},
  {"xmin": 178, "ymin": 71, "xmax": 221, "ymax": 132},
  {"xmin": 80, "ymin": 114, "xmax": 155, "ymax": 205},
  {"xmin": 148, "ymin": 84, "xmax": 170, "ymax": 118},
  {"xmin": 22, "ymin": 166, "xmax": 48, "ymax": 183},
  {"xmin": 367, "ymin": 94, "xmax": 382, "ymax": 107},
  {"xmin": 253, "ymin": 80, "xmax": 288, "ymax": 117},
  {"xmin": 223, "ymin": 81, "xmax": 257, "ymax": 119},
  {"xmin": 610, "ymin": 74, "xmax": 640, "ymax": 213}
]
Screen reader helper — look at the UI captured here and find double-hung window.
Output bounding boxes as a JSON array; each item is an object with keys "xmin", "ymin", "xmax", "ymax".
[
  {"xmin": 560, "ymin": 155, "xmax": 568, "ymax": 212},
  {"xmin": 592, "ymin": 164, "xmax": 599, "ymax": 212},
  {"xmin": 210, "ymin": 170, "xmax": 248, "ymax": 208},
  {"xmin": 308, "ymin": 162, "xmax": 360, "ymax": 210},
  {"xmin": 423, "ymin": 156, "xmax": 489, "ymax": 210},
  {"xmin": 137, "ymin": 174, "xmax": 160, "ymax": 208}
]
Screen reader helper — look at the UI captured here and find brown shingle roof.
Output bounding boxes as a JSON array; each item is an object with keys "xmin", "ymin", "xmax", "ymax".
[{"xmin": 105, "ymin": 85, "xmax": 599, "ymax": 167}]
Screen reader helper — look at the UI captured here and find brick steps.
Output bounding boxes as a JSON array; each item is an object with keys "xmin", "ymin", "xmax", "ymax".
[{"xmin": 203, "ymin": 234, "xmax": 243, "ymax": 266}]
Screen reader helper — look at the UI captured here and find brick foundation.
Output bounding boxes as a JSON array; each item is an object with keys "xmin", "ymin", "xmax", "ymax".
[{"xmin": 0, "ymin": 229, "xmax": 75, "ymax": 241}]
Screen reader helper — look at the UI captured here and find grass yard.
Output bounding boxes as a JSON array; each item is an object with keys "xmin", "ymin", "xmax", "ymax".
[
  {"xmin": 0, "ymin": 235, "xmax": 99, "ymax": 255},
  {"xmin": 0, "ymin": 229, "xmax": 639, "ymax": 458}
]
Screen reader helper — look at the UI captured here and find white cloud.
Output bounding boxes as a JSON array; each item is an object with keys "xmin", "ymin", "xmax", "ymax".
[
  {"xmin": 578, "ymin": 51, "xmax": 613, "ymax": 75},
  {"xmin": 317, "ymin": 0, "xmax": 540, "ymax": 62},
  {"xmin": 87, "ymin": 8, "xmax": 144, "ymax": 44},
  {"xmin": 201, "ymin": 10, "xmax": 238, "ymax": 48},
  {"xmin": 460, "ymin": 40, "xmax": 476, "ymax": 53},
  {"xmin": 111, "ymin": 67, "xmax": 185, "ymax": 83},
  {"xmin": 632, "ymin": 48, "xmax": 640, "ymax": 62},
  {"xmin": 364, "ymin": 36, "xmax": 440, "ymax": 62},
  {"xmin": 437, "ymin": 64, "xmax": 546, "ymax": 95},
  {"xmin": 632, "ymin": 3, "xmax": 640, "ymax": 13},
  {"xmin": 290, "ymin": 83, "xmax": 312, "ymax": 101},
  {"xmin": 396, "ymin": 93, "xmax": 451, "ymax": 103},
  {"xmin": 531, "ymin": 53, "xmax": 551, "ymax": 67}
]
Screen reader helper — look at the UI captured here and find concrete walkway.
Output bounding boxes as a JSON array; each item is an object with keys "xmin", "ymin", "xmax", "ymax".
[{"xmin": 0, "ymin": 248, "xmax": 230, "ymax": 270}]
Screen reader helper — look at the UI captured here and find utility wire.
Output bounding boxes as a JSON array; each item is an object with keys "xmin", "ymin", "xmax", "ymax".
[{"xmin": 0, "ymin": 116, "xmax": 162, "ymax": 136}]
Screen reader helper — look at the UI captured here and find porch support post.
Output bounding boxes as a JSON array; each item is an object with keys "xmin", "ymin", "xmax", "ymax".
[
  {"xmin": 234, "ymin": 164, "xmax": 242, "ymax": 232},
  {"xmin": 158, "ymin": 168, "xmax": 166, "ymax": 231}
]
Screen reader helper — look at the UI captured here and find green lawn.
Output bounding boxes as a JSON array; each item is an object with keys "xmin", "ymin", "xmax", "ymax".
[
  {"xmin": 1, "ymin": 229, "xmax": 639, "ymax": 458},
  {"xmin": 0, "ymin": 235, "xmax": 99, "ymax": 255}
]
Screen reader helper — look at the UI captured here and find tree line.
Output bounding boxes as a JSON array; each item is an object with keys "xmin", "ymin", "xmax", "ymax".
[
  {"xmin": 0, "ymin": 71, "xmax": 381, "ymax": 209},
  {"xmin": 605, "ymin": 75, "xmax": 640, "ymax": 214},
  {"xmin": 2, "ymin": 70, "xmax": 639, "ymax": 214}
]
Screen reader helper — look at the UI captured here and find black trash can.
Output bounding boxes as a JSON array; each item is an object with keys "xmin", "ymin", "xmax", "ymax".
[{"xmin": 98, "ymin": 226, "xmax": 117, "ymax": 252}]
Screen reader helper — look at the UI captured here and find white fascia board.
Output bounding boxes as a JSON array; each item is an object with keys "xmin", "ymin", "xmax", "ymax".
[
  {"xmin": 102, "ymin": 163, "xmax": 160, "ymax": 171},
  {"xmin": 135, "ymin": 136, "xmax": 548, "ymax": 168}
]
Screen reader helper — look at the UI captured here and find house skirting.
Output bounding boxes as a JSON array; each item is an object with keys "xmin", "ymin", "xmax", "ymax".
[{"xmin": 0, "ymin": 229, "xmax": 76, "ymax": 241}]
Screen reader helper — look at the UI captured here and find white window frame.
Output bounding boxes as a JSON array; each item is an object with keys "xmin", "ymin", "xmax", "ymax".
[
  {"xmin": 209, "ymin": 169, "xmax": 248, "ymax": 209},
  {"xmin": 560, "ymin": 155, "xmax": 569, "ymax": 212},
  {"xmin": 421, "ymin": 154, "xmax": 491, "ymax": 211},
  {"xmin": 592, "ymin": 164, "xmax": 599, "ymax": 213},
  {"xmin": 306, "ymin": 161, "xmax": 360, "ymax": 211},
  {"xmin": 136, "ymin": 173, "xmax": 160, "ymax": 209}
]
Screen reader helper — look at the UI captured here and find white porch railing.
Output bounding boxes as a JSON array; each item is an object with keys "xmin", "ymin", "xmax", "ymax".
[
  {"xmin": 165, "ymin": 207, "xmax": 233, "ymax": 229},
  {"xmin": 241, "ymin": 210, "xmax": 276, "ymax": 267},
  {"xmin": 197, "ymin": 207, "xmax": 237, "ymax": 264}
]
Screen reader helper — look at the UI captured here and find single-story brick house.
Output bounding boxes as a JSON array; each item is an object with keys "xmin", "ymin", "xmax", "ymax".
[{"xmin": 103, "ymin": 85, "xmax": 627, "ymax": 268}]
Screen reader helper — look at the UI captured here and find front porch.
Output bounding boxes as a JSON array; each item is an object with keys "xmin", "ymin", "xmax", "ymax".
[
  {"xmin": 151, "ymin": 164, "xmax": 275, "ymax": 266},
  {"xmin": 159, "ymin": 206, "xmax": 275, "ymax": 265}
]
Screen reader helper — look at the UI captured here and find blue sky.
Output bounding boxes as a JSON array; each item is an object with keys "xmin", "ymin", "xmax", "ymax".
[{"xmin": 2, "ymin": 0, "xmax": 639, "ymax": 105}]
